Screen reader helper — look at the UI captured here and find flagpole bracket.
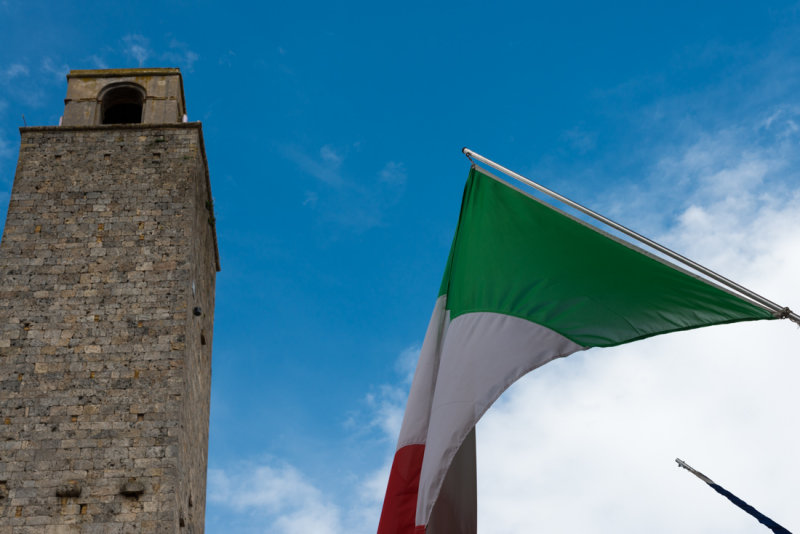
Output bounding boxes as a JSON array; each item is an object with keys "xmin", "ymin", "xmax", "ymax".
[{"xmin": 773, "ymin": 307, "xmax": 800, "ymax": 325}]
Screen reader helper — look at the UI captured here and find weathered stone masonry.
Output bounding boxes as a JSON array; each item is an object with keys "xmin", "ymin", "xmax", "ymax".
[{"xmin": 0, "ymin": 70, "xmax": 219, "ymax": 534}]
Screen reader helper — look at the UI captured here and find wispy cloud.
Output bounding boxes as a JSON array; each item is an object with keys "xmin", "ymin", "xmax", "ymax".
[
  {"xmin": 345, "ymin": 344, "xmax": 418, "ymax": 445},
  {"xmin": 0, "ymin": 56, "xmax": 72, "ymax": 111},
  {"xmin": 162, "ymin": 39, "xmax": 199, "ymax": 72},
  {"xmin": 41, "ymin": 57, "xmax": 68, "ymax": 82},
  {"xmin": 0, "ymin": 63, "xmax": 44, "ymax": 108},
  {"xmin": 283, "ymin": 144, "xmax": 346, "ymax": 187},
  {"xmin": 87, "ymin": 54, "xmax": 108, "ymax": 69},
  {"xmin": 122, "ymin": 34, "xmax": 151, "ymax": 67},
  {"xmin": 120, "ymin": 35, "xmax": 199, "ymax": 71},
  {"xmin": 320, "ymin": 145, "xmax": 342, "ymax": 167},
  {"xmin": 283, "ymin": 145, "xmax": 408, "ymax": 232},
  {"xmin": 757, "ymin": 105, "xmax": 800, "ymax": 141},
  {"xmin": 219, "ymin": 50, "xmax": 236, "ymax": 67},
  {"xmin": 378, "ymin": 161, "xmax": 407, "ymax": 189},
  {"xmin": 0, "ymin": 63, "xmax": 28, "ymax": 82},
  {"xmin": 561, "ymin": 125, "xmax": 597, "ymax": 154},
  {"xmin": 364, "ymin": 382, "xmax": 407, "ymax": 444},
  {"xmin": 302, "ymin": 191, "xmax": 318, "ymax": 207},
  {"xmin": 394, "ymin": 344, "xmax": 420, "ymax": 384}
]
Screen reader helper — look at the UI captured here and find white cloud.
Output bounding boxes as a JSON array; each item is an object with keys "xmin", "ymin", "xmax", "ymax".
[
  {"xmin": 758, "ymin": 106, "xmax": 800, "ymax": 139},
  {"xmin": 121, "ymin": 35, "xmax": 201, "ymax": 71},
  {"xmin": 394, "ymin": 344, "xmax": 420, "ymax": 384},
  {"xmin": 122, "ymin": 34, "xmax": 151, "ymax": 67},
  {"xmin": 302, "ymin": 190, "xmax": 318, "ymax": 207},
  {"xmin": 41, "ymin": 57, "xmax": 69, "ymax": 82},
  {"xmin": 561, "ymin": 125, "xmax": 598, "ymax": 154},
  {"xmin": 87, "ymin": 54, "xmax": 108, "ymax": 69},
  {"xmin": 320, "ymin": 145, "xmax": 342, "ymax": 167},
  {"xmin": 219, "ymin": 50, "xmax": 236, "ymax": 67},
  {"xmin": 366, "ymin": 384, "xmax": 407, "ymax": 442},
  {"xmin": 0, "ymin": 62, "xmax": 44, "ymax": 107},
  {"xmin": 282, "ymin": 144, "xmax": 345, "ymax": 187},
  {"xmin": 1, "ymin": 63, "xmax": 28, "ymax": 82},
  {"xmin": 348, "ymin": 344, "xmax": 419, "ymax": 452},
  {"xmin": 476, "ymin": 128, "xmax": 800, "ymax": 533},
  {"xmin": 353, "ymin": 455, "xmax": 393, "ymax": 526},
  {"xmin": 208, "ymin": 462, "xmax": 343, "ymax": 534},
  {"xmin": 162, "ymin": 39, "xmax": 199, "ymax": 72},
  {"xmin": 379, "ymin": 161, "xmax": 407, "ymax": 188}
]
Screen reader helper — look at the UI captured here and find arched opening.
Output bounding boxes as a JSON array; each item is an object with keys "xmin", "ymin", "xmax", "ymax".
[{"xmin": 100, "ymin": 84, "xmax": 145, "ymax": 124}]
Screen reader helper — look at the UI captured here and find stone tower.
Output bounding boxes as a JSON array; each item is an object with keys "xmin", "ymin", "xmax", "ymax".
[{"xmin": 0, "ymin": 68, "xmax": 219, "ymax": 533}]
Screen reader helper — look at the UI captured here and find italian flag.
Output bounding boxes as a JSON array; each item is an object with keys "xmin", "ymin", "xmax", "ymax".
[{"xmin": 377, "ymin": 166, "xmax": 774, "ymax": 534}]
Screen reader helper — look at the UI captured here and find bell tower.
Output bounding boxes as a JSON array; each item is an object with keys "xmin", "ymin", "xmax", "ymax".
[{"xmin": 0, "ymin": 68, "xmax": 219, "ymax": 533}]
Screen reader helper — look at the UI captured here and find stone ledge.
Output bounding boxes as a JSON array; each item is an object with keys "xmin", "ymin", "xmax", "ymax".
[
  {"xmin": 68, "ymin": 68, "xmax": 181, "ymax": 78},
  {"xmin": 20, "ymin": 123, "xmax": 202, "ymax": 133}
]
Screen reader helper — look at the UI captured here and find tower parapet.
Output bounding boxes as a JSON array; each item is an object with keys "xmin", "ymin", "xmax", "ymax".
[{"xmin": 62, "ymin": 68, "xmax": 187, "ymax": 126}]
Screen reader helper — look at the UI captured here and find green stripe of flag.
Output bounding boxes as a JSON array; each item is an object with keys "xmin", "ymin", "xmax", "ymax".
[{"xmin": 439, "ymin": 167, "xmax": 773, "ymax": 348}]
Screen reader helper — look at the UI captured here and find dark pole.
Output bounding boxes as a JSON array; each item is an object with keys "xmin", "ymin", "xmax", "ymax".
[{"xmin": 675, "ymin": 458, "xmax": 792, "ymax": 534}]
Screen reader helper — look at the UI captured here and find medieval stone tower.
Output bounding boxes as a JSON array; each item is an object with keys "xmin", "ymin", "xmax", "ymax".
[{"xmin": 0, "ymin": 68, "xmax": 219, "ymax": 533}]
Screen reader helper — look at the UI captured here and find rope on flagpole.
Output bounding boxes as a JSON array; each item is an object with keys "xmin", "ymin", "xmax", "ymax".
[{"xmin": 461, "ymin": 147, "xmax": 800, "ymax": 325}]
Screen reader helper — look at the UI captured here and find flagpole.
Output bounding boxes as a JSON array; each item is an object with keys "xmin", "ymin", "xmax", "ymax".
[
  {"xmin": 462, "ymin": 147, "xmax": 800, "ymax": 325},
  {"xmin": 675, "ymin": 458, "xmax": 792, "ymax": 534}
]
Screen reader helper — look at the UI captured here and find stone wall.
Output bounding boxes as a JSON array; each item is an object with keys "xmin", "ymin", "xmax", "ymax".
[
  {"xmin": 0, "ymin": 123, "xmax": 218, "ymax": 533},
  {"xmin": 176, "ymin": 130, "xmax": 217, "ymax": 533}
]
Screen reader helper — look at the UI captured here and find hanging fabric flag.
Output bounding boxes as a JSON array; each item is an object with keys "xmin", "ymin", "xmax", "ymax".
[
  {"xmin": 378, "ymin": 164, "xmax": 780, "ymax": 534},
  {"xmin": 676, "ymin": 459, "xmax": 792, "ymax": 533}
]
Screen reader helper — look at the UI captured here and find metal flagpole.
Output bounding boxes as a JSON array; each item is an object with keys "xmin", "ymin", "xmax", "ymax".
[
  {"xmin": 462, "ymin": 147, "xmax": 800, "ymax": 325},
  {"xmin": 676, "ymin": 459, "xmax": 792, "ymax": 533}
]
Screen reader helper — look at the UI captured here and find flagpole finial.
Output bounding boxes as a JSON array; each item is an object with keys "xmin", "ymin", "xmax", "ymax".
[{"xmin": 675, "ymin": 458, "xmax": 715, "ymax": 485}]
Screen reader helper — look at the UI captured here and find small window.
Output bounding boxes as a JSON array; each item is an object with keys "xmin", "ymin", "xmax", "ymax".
[{"xmin": 101, "ymin": 84, "xmax": 145, "ymax": 124}]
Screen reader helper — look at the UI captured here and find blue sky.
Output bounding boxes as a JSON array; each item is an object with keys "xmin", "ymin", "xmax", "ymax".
[{"xmin": 2, "ymin": 2, "xmax": 800, "ymax": 532}]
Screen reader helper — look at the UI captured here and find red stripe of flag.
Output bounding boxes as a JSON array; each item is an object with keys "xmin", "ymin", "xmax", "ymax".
[{"xmin": 377, "ymin": 444, "xmax": 425, "ymax": 534}]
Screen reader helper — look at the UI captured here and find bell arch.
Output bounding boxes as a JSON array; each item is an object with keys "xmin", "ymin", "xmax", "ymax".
[{"xmin": 99, "ymin": 82, "xmax": 146, "ymax": 124}]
